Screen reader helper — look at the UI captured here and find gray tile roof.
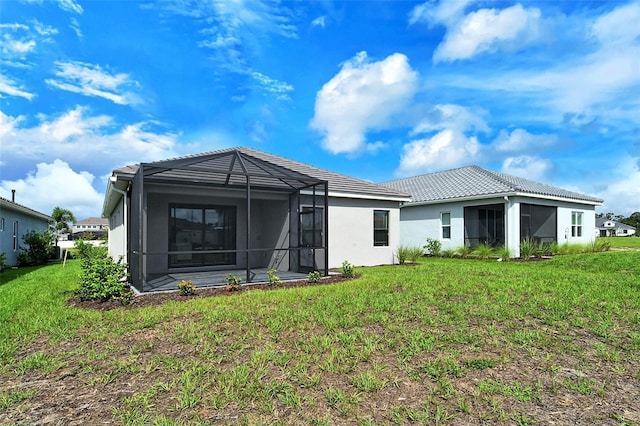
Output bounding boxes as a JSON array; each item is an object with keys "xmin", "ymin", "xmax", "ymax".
[
  {"xmin": 113, "ymin": 147, "xmax": 411, "ymax": 200},
  {"xmin": 380, "ymin": 166, "xmax": 603, "ymax": 205}
]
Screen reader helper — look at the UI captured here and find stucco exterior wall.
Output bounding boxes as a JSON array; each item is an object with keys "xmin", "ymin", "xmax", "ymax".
[
  {"xmin": 0, "ymin": 207, "xmax": 50, "ymax": 266},
  {"xmin": 107, "ymin": 197, "xmax": 127, "ymax": 262},
  {"xmin": 399, "ymin": 196, "xmax": 598, "ymax": 258},
  {"xmin": 328, "ymin": 197, "xmax": 401, "ymax": 268}
]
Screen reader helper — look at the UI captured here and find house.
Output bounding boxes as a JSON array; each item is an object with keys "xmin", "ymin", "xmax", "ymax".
[
  {"xmin": 380, "ymin": 166, "xmax": 603, "ymax": 257},
  {"xmin": 596, "ymin": 218, "xmax": 636, "ymax": 237},
  {"xmin": 0, "ymin": 191, "xmax": 52, "ymax": 267},
  {"xmin": 102, "ymin": 147, "xmax": 411, "ymax": 292},
  {"xmin": 72, "ymin": 217, "xmax": 108, "ymax": 239}
]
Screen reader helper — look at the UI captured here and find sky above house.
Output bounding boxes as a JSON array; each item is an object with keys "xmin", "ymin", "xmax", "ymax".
[{"xmin": 1, "ymin": 0, "xmax": 639, "ymax": 219}]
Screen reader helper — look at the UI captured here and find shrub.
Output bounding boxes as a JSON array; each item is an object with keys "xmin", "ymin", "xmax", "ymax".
[
  {"xmin": 341, "ymin": 261, "xmax": 355, "ymax": 278},
  {"xmin": 307, "ymin": 271, "xmax": 321, "ymax": 283},
  {"xmin": 396, "ymin": 245, "xmax": 424, "ymax": 264},
  {"xmin": 423, "ymin": 238, "xmax": 442, "ymax": 257},
  {"xmin": 0, "ymin": 252, "xmax": 6, "ymax": 271},
  {"xmin": 225, "ymin": 274, "xmax": 241, "ymax": 291},
  {"xmin": 496, "ymin": 246, "xmax": 512, "ymax": 260},
  {"xmin": 472, "ymin": 242, "xmax": 494, "ymax": 259},
  {"xmin": 73, "ymin": 239, "xmax": 103, "ymax": 260},
  {"xmin": 78, "ymin": 251, "xmax": 131, "ymax": 304},
  {"xmin": 589, "ymin": 239, "xmax": 611, "ymax": 253},
  {"xmin": 267, "ymin": 269, "xmax": 282, "ymax": 286},
  {"xmin": 455, "ymin": 245, "xmax": 472, "ymax": 259},
  {"xmin": 18, "ymin": 230, "xmax": 54, "ymax": 266},
  {"xmin": 519, "ymin": 238, "xmax": 537, "ymax": 259},
  {"xmin": 177, "ymin": 279, "xmax": 196, "ymax": 296}
]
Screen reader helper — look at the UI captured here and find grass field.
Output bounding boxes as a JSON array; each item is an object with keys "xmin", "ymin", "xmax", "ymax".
[
  {"xmin": 1, "ymin": 252, "xmax": 639, "ymax": 425},
  {"xmin": 600, "ymin": 236, "xmax": 640, "ymax": 249}
]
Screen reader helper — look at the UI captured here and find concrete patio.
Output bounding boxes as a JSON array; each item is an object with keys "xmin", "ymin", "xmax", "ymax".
[{"xmin": 142, "ymin": 268, "xmax": 312, "ymax": 293}]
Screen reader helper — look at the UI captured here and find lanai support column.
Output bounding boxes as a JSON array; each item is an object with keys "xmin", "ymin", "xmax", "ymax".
[{"xmin": 246, "ymin": 175, "xmax": 251, "ymax": 284}]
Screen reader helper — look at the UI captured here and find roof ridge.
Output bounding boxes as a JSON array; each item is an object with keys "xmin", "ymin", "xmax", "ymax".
[{"xmin": 471, "ymin": 166, "xmax": 519, "ymax": 191}]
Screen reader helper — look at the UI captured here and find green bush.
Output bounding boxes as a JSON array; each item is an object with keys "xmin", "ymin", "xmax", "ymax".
[
  {"xmin": 472, "ymin": 242, "xmax": 494, "ymax": 260},
  {"xmin": 77, "ymin": 250, "xmax": 131, "ymax": 304},
  {"xmin": 18, "ymin": 230, "xmax": 54, "ymax": 266},
  {"xmin": 423, "ymin": 238, "xmax": 442, "ymax": 257},
  {"xmin": 307, "ymin": 271, "xmax": 321, "ymax": 283},
  {"xmin": 396, "ymin": 245, "xmax": 423, "ymax": 264},
  {"xmin": 341, "ymin": 261, "xmax": 355, "ymax": 278},
  {"xmin": 267, "ymin": 269, "xmax": 282, "ymax": 286},
  {"xmin": 0, "ymin": 252, "xmax": 6, "ymax": 271}
]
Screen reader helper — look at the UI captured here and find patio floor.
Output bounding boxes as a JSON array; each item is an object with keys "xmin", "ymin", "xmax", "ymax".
[{"xmin": 142, "ymin": 268, "xmax": 311, "ymax": 293}]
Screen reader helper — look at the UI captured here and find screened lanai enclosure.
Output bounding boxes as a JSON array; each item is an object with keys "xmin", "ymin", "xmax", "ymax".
[{"xmin": 126, "ymin": 150, "xmax": 329, "ymax": 292}]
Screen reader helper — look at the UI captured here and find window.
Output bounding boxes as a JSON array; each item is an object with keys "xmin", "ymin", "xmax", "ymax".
[
  {"xmin": 0, "ymin": 217, "xmax": 4, "ymax": 231},
  {"xmin": 13, "ymin": 221, "xmax": 18, "ymax": 250},
  {"xmin": 441, "ymin": 212, "xmax": 451, "ymax": 239},
  {"xmin": 571, "ymin": 211, "xmax": 583, "ymax": 237},
  {"xmin": 373, "ymin": 210, "xmax": 389, "ymax": 246},
  {"xmin": 169, "ymin": 205, "xmax": 236, "ymax": 267}
]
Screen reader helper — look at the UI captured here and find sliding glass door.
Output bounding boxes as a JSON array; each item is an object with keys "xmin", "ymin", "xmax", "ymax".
[{"xmin": 169, "ymin": 205, "xmax": 236, "ymax": 267}]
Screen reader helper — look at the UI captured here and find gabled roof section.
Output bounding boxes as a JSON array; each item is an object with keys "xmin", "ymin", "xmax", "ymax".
[
  {"xmin": 111, "ymin": 147, "xmax": 410, "ymax": 199},
  {"xmin": 380, "ymin": 165, "xmax": 603, "ymax": 205},
  {"xmin": 596, "ymin": 218, "xmax": 635, "ymax": 230},
  {"xmin": 0, "ymin": 197, "xmax": 52, "ymax": 221}
]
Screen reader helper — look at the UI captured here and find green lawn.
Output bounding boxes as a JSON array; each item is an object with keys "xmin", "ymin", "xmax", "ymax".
[
  {"xmin": 600, "ymin": 236, "xmax": 640, "ymax": 249},
  {"xmin": 1, "ymin": 254, "xmax": 639, "ymax": 425}
]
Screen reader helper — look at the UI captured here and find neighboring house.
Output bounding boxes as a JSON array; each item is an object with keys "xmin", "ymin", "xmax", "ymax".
[
  {"xmin": 0, "ymin": 193, "xmax": 52, "ymax": 267},
  {"xmin": 381, "ymin": 166, "xmax": 603, "ymax": 258},
  {"xmin": 102, "ymin": 147, "xmax": 411, "ymax": 292},
  {"xmin": 72, "ymin": 217, "xmax": 109, "ymax": 239},
  {"xmin": 596, "ymin": 218, "xmax": 636, "ymax": 237}
]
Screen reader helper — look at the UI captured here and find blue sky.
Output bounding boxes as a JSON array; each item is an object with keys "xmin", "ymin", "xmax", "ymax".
[{"xmin": 1, "ymin": 0, "xmax": 639, "ymax": 219}]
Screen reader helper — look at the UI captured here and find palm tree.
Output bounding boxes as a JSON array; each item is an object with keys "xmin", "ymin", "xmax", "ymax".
[{"xmin": 51, "ymin": 207, "xmax": 76, "ymax": 252}]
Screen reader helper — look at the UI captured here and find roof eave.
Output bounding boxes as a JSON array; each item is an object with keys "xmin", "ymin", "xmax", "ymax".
[{"xmin": 402, "ymin": 191, "xmax": 603, "ymax": 208}]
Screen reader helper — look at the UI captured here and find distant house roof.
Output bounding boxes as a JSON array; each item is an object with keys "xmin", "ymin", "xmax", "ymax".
[
  {"xmin": 106, "ymin": 147, "xmax": 410, "ymax": 213},
  {"xmin": 380, "ymin": 166, "xmax": 603, "ymax": 206},
  {"xmin": 596, "ymin": 218, "xmax": 636, "ymax": 230},
  {"xmin": 0, "ymin": 196, "xmax": 52, "ymax": 221},
  {"xmin": 75, "ymin": 217, "xmax": 108, "ymax": 226}
]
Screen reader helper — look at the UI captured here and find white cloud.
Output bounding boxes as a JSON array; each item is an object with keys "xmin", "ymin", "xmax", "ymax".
[
  {"xmin": 595, "ymin": 157, "xmax": 640, "ymax": 217},
  {"xmin": 310, "ymin": 51, "xmax": 418, "ymax": 154},
  {"xmin": 69, "ymin": 17, "xmax": 82, "ymax": 38},
  {"xmin": 312, "ymin": 16, "xmax": 326, "ymax": 28},
  {"xmin": 501, "ymin": 155, "xmax": 552, "ymax": 181},
  {"xmin": 56, "ymin": 0, "xmax": 83, "ymax": 14},
  {"xmin": 0, "ymin": 74, "xmax": 35, "ymax": 100},
  {"xmin": 410, "ymin": 0, "xmax": 542, "ymax": 62},
  {"xmin": 411, "ymin": 104, "xmax": 489, "ymax": 135},
  {"xmin": 164, "ymin": 0, "xmax": 296, "ymax": 73},
  {"xmin": 1, "ymin": 107, "xmax": 178, "ymax": 170},
  {"xmin": 0, "ymin": 160, "xmax": 103, "ymax": 219},
  {"xmin": 397, "ymin": 129, "xmax": 480, "ymax": 176},
  {"xmin": 45, "ymin": 61, "xmax": 141, "ymax": 105},
  {"xmin": 492, "ymin": 128, "xmax": 558, "ymax": 152},
  {"xmin": 251, "ymin": 71, "xmax": 293, "ymax": 101}
]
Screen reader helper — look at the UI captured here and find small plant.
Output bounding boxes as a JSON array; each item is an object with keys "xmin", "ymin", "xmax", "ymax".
[
  {"xmin": 455, "ymin": 245, "xmax": 472, "ymax": 258},
  {"xmin": 423, "ymin": 238, "xmax": 442, "ymax": 257},
  {"xmin": 0, "ymin": 252, "xmax": 6, "ymax": 272},
  {"xmin": 472, "ymin": 242, "xmax": 494, "ymax": 260},
  {"xmin": 225, "ymin": 274, "xmax": 241, "ymax": 291},
  {"xmin": 267, "ymin": 269, "xmax": 282, "ymax": 286},
  {"xmin": 177, "ymin": 279, "xmax": 196, "ymax": 295},
  {"xmin": 396, "ymin": 245, "xmax": 423, "ymax": 264},
  {"xmin": 341, "ymin": 260, "xmax": 355, "ymax": 278},
  {"xmin": 496, "ymin": 246, "xmax": 512, "ymax": 260},
  {"xmin": 307, "ymin": 270, "xmax": 321, "ymax": 283},
  {"xmin": 519, "ymin": 238, "xmax": 537, "ymax": 259}
]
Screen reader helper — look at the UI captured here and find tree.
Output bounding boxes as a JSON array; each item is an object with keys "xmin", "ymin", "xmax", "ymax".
[
  {"xmin": 52, "ymin": 207, "xmax": 76, "ymax": 233},
  {"xmin": 51, "ymin": 207, "xmax": 76, "ymax": 251},
  {"xmin": 621, "ymin": 211, "xmax": 640, "ymax": 231}
]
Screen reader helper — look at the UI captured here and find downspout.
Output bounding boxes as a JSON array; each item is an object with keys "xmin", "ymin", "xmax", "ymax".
[
  {"xmin": 111, "ymin": 181, "xmax": 129, "ymax": 264},
  {"xmin": 503, "ymin": 196, "xmax": 510, "ymax": 258}
]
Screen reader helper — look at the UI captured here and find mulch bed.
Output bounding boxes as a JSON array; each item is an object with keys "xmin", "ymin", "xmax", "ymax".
[{"xmin": 67, "ymin": 274, "xmax": 355, "ymax": 311}]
